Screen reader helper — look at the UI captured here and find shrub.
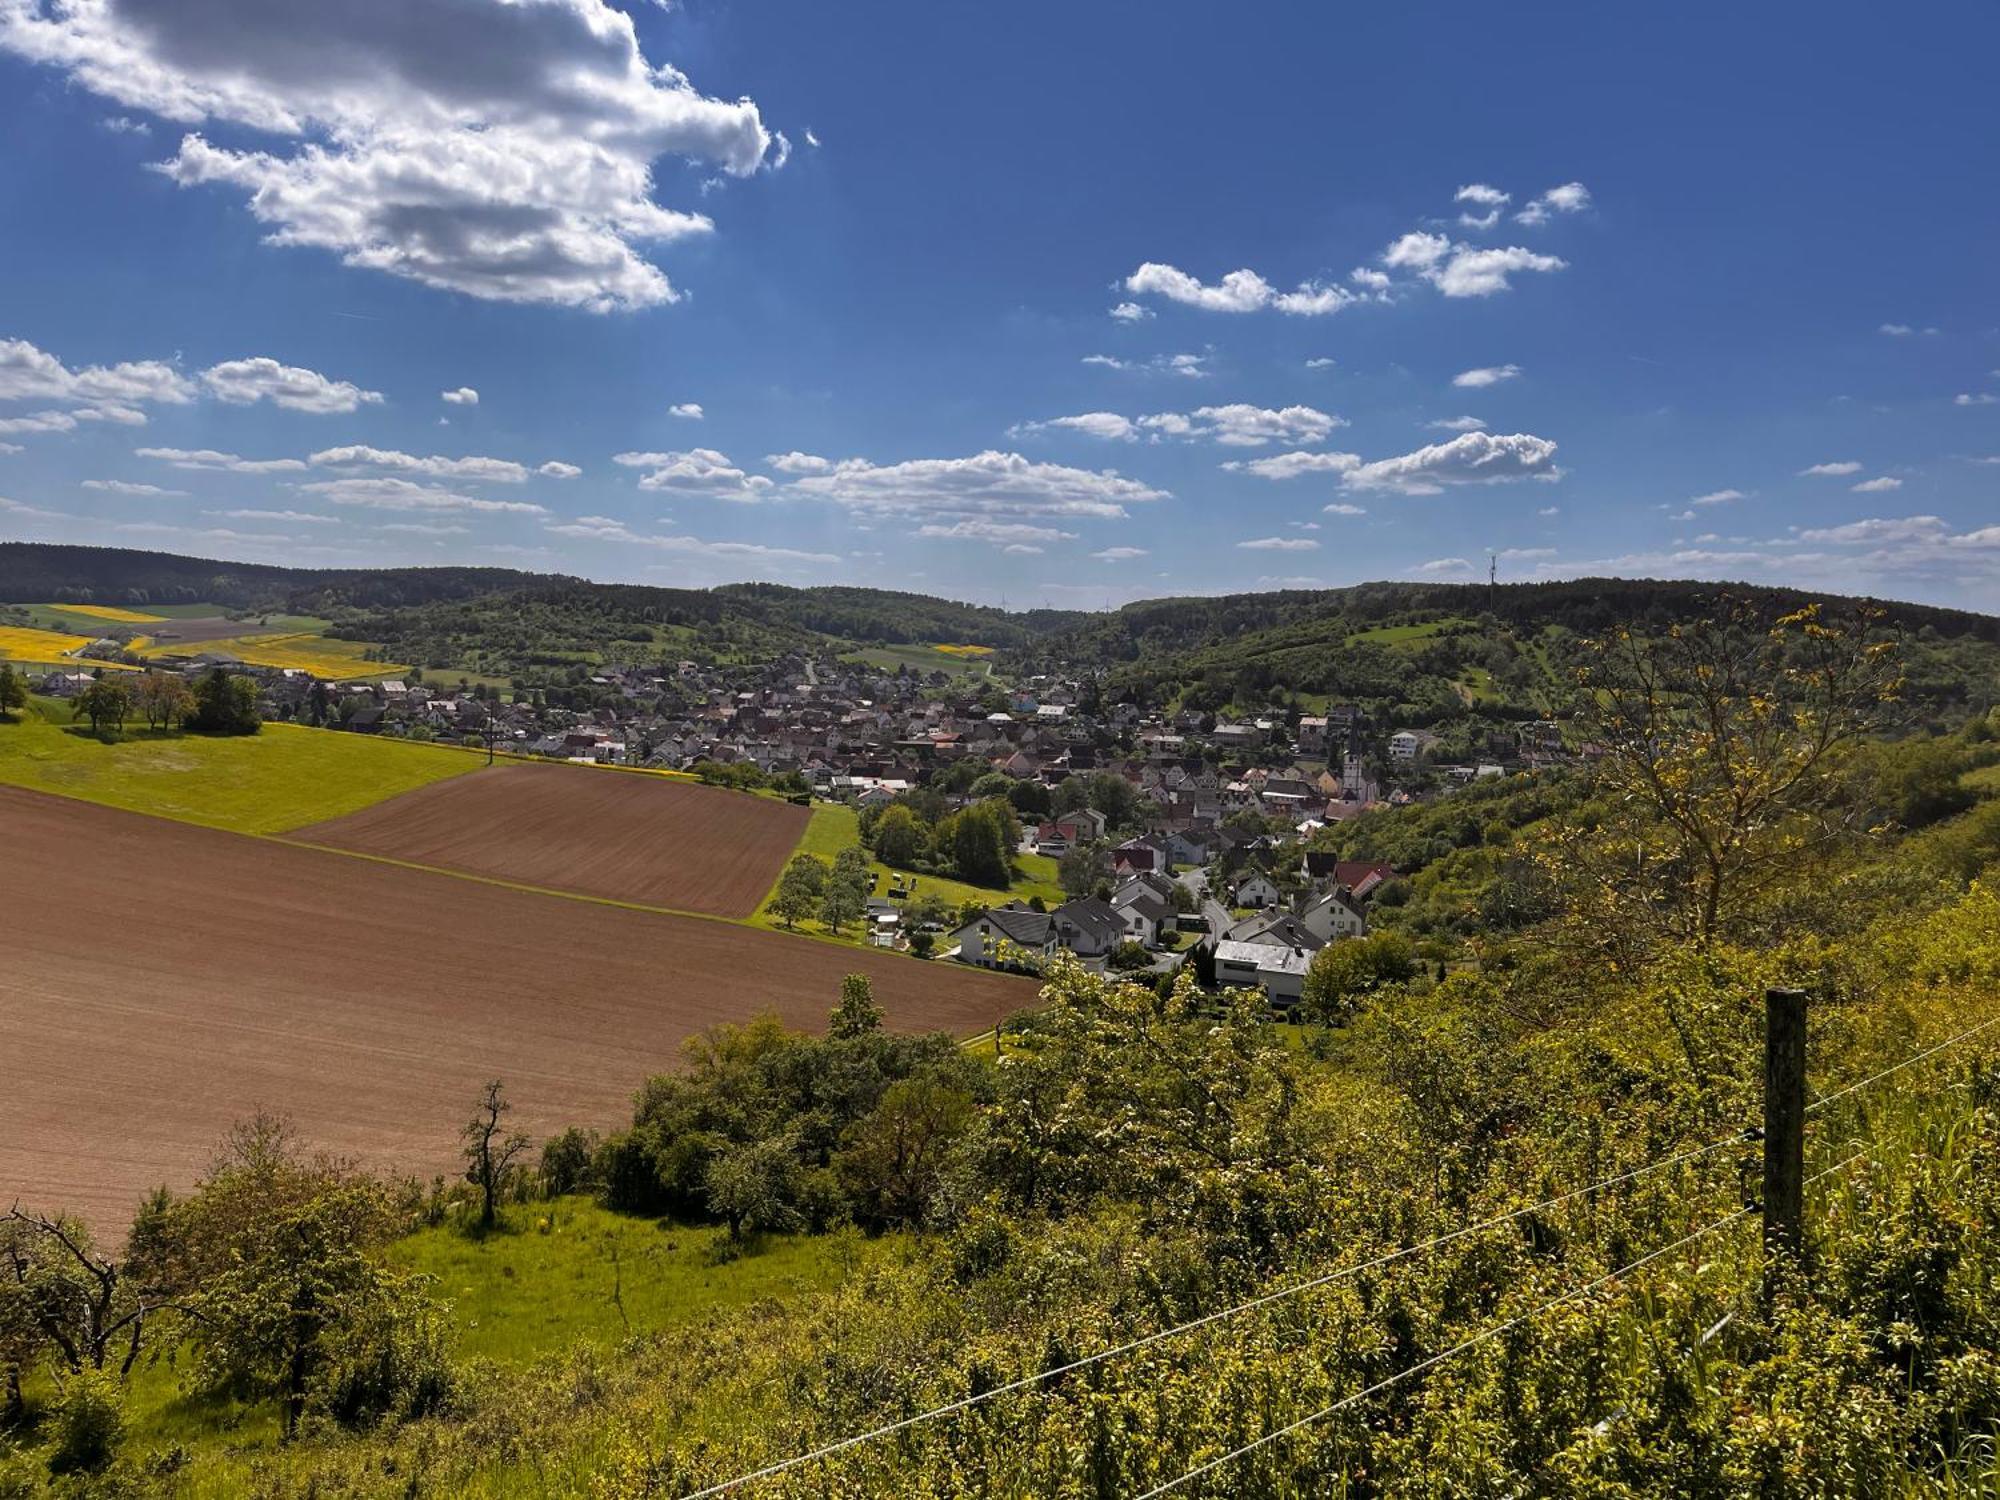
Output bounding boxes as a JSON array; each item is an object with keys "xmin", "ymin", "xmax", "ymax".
[{"xmin": 47, "ymin": 1368, "xmax": 124, "ymax": 1475}]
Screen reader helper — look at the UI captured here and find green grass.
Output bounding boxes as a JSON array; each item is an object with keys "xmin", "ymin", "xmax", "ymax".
[
  {"xmin": 1963, "ymin": 763, "xmax": 2000, "ymax": 794},
  {"xmin": 0, "ymin": 697, "xmax": 482, "ymax": 834},
  {"xmin": 390, "ymin": 1198, "xmax": 885, "ymax": 1366},
  {"xmin": 839, "ymin": 642, "xmax": 998, "ymax": 679},
  {"xmin": 750, "ymin": 801, "xmax": 1065, "ymax": 948},
  {"xmin": 1344, "ymin": 616, "xmax": 1471, "ymax": 650}
]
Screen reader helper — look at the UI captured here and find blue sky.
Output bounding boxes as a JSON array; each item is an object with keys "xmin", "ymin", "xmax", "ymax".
[{"xmin": 1, "ymin": 0, "xmax": 1996, "ymax": 610}]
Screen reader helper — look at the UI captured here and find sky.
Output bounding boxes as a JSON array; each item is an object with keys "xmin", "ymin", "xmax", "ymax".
[{"xmin": 0, "ymin": 0, "xmax": 1996, "ymax": 613}]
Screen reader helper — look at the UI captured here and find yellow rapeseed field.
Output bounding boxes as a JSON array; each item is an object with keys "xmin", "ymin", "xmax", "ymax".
[
  {"xmin": 140, "ymin": 631, "xmax": 407, "ymax": 679},
  {"xmin": 41, "ymin": 603, "xmax": 166, "ymax": 623},
  {"xmin": 0, "ymin": 625, "xmax": 139, "ymax": 670}
]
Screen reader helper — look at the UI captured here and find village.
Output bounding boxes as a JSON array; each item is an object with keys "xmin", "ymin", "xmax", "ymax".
[{"xmin": 28, "ymin": 642, "xmax": 1580, "ymax": 1002}]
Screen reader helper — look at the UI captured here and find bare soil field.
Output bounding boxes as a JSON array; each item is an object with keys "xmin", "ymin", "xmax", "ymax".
[
  {"xmin": 293, "ymin": 762, "xmax": 808, "ymax": 919},
  {"xmin": 0, "ymin": 787, "xmax": 1029, "ymax": 1236}
]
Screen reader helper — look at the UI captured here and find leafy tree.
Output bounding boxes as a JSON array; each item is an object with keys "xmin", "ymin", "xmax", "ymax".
[
  {"xmin": 462, "ymin": 1081, "xmax": 531, "ymax": 1231},
  {"xmin": 539, "ymin": 1127, "xmax": 599, "ymax": 1197},
  {"xmin": 703, "ymin": 1135, "xmax": 803, "ymax": 1241},
  {"xmin": 1082, "ymin": 770, "xmax": 1144, "ymax": 831},
  {"xmin": 73, "ymin": 678, "xmax": 131, "ymax": 735},
  {"xmin": 769, "ymin": 855, "xmax": 826, "ymax": 929},
  {"xmin": 941, "ymin": 801, "xmax": 1013, "ymax": 887},
  {"xmin": 1299, "ymin": 932, "xmax": 1416, "ymax": 1022},
  {"xmin": 1007, "ymin": 778, "xmax": 1053, "ymax": 818},
  {"xmin": 1058, "ymin": 839, "xmax": 1107, "ymax": 898},
  {"xmin": 1107, "ymin": 941, "xmax": 1156, "ymax": 972},
  {"xmin": 0, "ymin": 662, "xmax": 25, "ymax": 719},
  {"xmin": 837, "ymin": 1077, "xmax": 974, "ymax": 1226},
  {"xmin": 0, "ymin": 1208, "xmax": 158, "ymax": 1391},
  {"xmin": 132, "ymin": 670, "xmax": 193, "ymax": 731},
  {"xmin": 870, "ymin": 803, "xmax": 930, "ymax": 868},
  {"xmin": 820, "ymin": 870, "xmax": 866, "ymax": 934},
  {"xmin": 829, "ymin": 973, "xmax": 883, "ymax": 1039},
  {"xmin": 189, "ymin": 667, "xmax": 261, "ymax": 735}
]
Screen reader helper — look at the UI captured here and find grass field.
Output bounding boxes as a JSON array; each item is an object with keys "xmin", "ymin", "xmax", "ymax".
[
  {"xmin": 750, "ymin": 800, "xmax": 1065, "ymax": 947},
  {"xmin": 0, "ymin": 697, "xmax": 480, "ymax": 833},
  {"xmin": 841, "ymin": 642, "xmax": 998, "ymax": 678},
  {"xmin": 137, "ymin": 630, "xmax": 407, "ymax": 679},
  {"xmin": 1345, "ymin": 617, "xmax": 1471, "ymax": 650},
  {"xmin": 392, "ymin": 1198, "xmax": 885, "ymax": 1365}
]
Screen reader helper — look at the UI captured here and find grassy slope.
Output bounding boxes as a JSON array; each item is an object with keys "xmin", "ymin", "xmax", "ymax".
[
  {"xmin": 0, "ymin": 698, "xmax": 481, "ymax": 834},
  {"xmin": 749, "ymin": 801, "xmax": 1064, "ymax": 948},
  {"xmin": 389, "ymin": 1198, "xmax": 885, "ymax": 1366}
]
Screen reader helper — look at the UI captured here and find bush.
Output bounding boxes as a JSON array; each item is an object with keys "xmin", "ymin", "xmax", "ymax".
[
  {"xmin": 47, "ymin": 1368, "xmax": 124, "ymax": 1475},
  {"xmin": 540, "ymin": 1127, "xmax": 599, "ymax": 1197},
  {"xmin": 1107, "ymin": 941, "xmax": 1155, "ymax": 972}
]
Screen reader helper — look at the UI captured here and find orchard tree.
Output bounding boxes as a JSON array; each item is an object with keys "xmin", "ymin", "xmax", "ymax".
[
  {"xmin": 0, "ymin": 663, "xmax": 26, "ymax": 719},
  {"xmin": 461, "ymin": 1081, "xmax": 531, "ymax": 1231},
  {"xmin": 133, "ymin": 671, "xmax": 193, "ymax": 731},
  {"xmin": 870, "ymin": 803, "xmax": 929, "ymax": 868},
  {"xmin": 829, "ymin": 973, "xmax": 883, "ymax": 1039},
  {"xmin": 74, "ymin": 678, "xmax": 131, "ymax": 735}
]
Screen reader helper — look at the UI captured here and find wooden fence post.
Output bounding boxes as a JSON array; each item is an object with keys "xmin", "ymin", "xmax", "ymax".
[{"xmin": 1763, "ymin": 987, "xmax": 1808, "ymax": 1261}]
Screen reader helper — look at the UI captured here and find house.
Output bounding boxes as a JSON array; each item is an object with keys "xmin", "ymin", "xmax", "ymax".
[
  {"xmin": 1388, "ymin": 730, "xmax": 1424, "ymax": 762},
  {"xmin": 1110, "ymin": 878, "xmax": 1177, "ymax": 947},
  {"xmin": 1213, "ymin": 939, "xmax": 1312, "ymax": 1005},
  {"xmin": 1226, "ymin": 910, "xmax": 1323, "ymax": 953},
  {"xmin": 951, "ymin": 902, "xmax": 1056, "ymax": 968},
  {"xmin": 1051, "ymin": 896, "xmax": 1124, "ymax": 959},
  {"xmin": 1112, "ymin": 834, "xmax": 1168, "ymax": 875},
  {"xmin": 1296, "ymin": 716, "xmax": 1329, "ymax": 754},
  {"xmin": 1164, "ymin": 829, "xmax": 1211, "ymax": 868},
  {"xmin": 1297, "ymin": 888, "xmax": 1367, "ymax": 944},
  {"xmin": 1233, "ymin": 873, "xmax": 1283, "ymax": 909}
]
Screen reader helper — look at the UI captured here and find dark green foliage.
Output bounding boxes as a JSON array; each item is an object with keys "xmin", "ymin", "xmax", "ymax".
[
  {"xmin": 187, "ymin": 668, "xmax": 260, "ymax": 735},
  {"xmin": 0, "ymin": 664, "xmax": 25, "ymax": 718},
  {"xmin": 829, "ymin": 975, "xmax": 883, "ymax": 1040}
]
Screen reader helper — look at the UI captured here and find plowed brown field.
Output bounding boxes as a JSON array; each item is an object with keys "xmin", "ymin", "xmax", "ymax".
[
  {"xmin": 0, "ymin": 787, "xmax": 1028, "ymax": 1236},
  {"xmin": 292, "ymin": 762, "xmax": 807, "ymax": 919}
]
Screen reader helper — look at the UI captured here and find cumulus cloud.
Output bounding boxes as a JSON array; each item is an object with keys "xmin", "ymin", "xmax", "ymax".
[
  {"xmin": 1429, "ymin": 415, "xmax": 1487, "ymax": 431},
  {"xmin": 1342, "ymin": 432, "xmax": 1560, "ymax": 494},
  {"xmin": 0, "ymin": 0, "xmax": 776, "ymax": 310},
  {"xmin": 1690, "ymin": 489, "xmax": 1746, "ymax": 506},
  {"xmin": 668, "ymin": 402, "xmax": 704, "ymax": 420},
  {"xmin": 206, "ymin": 507, "xmax": 337, "ymax": 524},
  {"xmin": 1800, "ymin": 460, "xmax": 1862, "ymax": 476},
  {"xmin": 1453, "ymin": 364, "xmax": 1520, "ymax": 388},
  {"xmin": 1454, "ymin": 182, "xmax": 1510, "ymax": 229},
  {"xmin": 310, "ymin": 444, "xmax": 528, "ymax": 482},
  {"xmin": 441, "ymin": 386, "xmax": 479, "ymax": 405},
  {"xmin": 1010, "ymin": 412, "xmax": 1138, "ymax": 442},
  {"xmin": 543, "ymin": 515, "xmax": 837, "ymax": 565},
  {"xmin": 1516, "ymin": 182, "xmax": 1591, "ymax": 225},
  {"xmin": 1237, "ymin": 536, "xmax": 1319, "ymax": 552},
  {"xmin": 1019, "ymin": 404, "xmax": 1342, "ymax": 449},
  {"xmin": 537, "ymin": 460, "xmax": 581, "ymax": 479},
  {"xmin": 0, "ymin": 336, "xmax": 194, "ymax": 406},
  {"xmin": 613, "ymin": 447, "xmax": 772, "ymax": 501},
  {"xmin": 1796, "ymin": 515, "xmax": 1947, "ymax": 545},
  {"xmin": 1222, "ymin": 450, "xmax": 1362, "ymax": 480},
  {"xmin": 1080, "ymin": 351, "xmax": 1210, "ymax": 378},
  {"xmin": 1092, "ymin": 546, "xmax": 1147, "ymax": 561},
  {"xmin": 915, "ymin": 519, "xmax": 1076, "ymax": 547},
  {"xmin": 1954, "ymin": 393, "xmax": 1998, "ymax": 407},
  {"xmin": 299, "ymin": 476, "xmax": 547, "ymax": 514},
  {"xmin": 378, "ymin": 521, "xmax": 468, "ymax": 535},
  {"xmin": 1324, "ymin": 502, "xmax": 1366, "ymax": 516},
  {"xmin": 1880, "ymin": 323, "xmax": 1939, "ymax": 337},
  {"xmin": 1108, "ymin": 302, "xmax": 1152, "ymax": 322},
  {"xmin": 0, "ymin": 411, "xmax": 83, "ymax": 434},
  {"xmin": 1382, "ymin": 235, "xmax": 1563, "ymax": 298},
  {"xmin": 785, "ymin": 450, "xmax": 1167, "ymax": 521},
  {"xmin": 201, "ymin": 357, "xmax": 383, "ymax": 413},
  {"xmin": 1304, "ymin": 356, "xmax": 1337, "ymax": 370},
  {"xmin": 1414, "ymin": 557, "xmax": 1475, "ymax": 574},
  {"xmin": 1123, "ymin": 262, "xmax": 1355, "ymax": 316},
  {"xmin": 81, "ymin": 478, "xmax": 185, "ymax": 495},
  {"xmin": 135, "ymin": 446, "xmax": 307, "ymax": 473},
  {"xmin": 1851, "ymin": 476, "xmax": 1903, "ymax": 493},
  {"xmin": 764, "ymin": 451, "xmax": 837, "ymax": 475}
]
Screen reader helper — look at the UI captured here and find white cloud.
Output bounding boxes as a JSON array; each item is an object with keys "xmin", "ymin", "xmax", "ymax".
[
  {"xmin": 201, "ymin": 357, "xmax": 383, "ymax": 413},
  {"xmin": 1430, "ymin": 246, "xmax": 1566, "ymax": 296},
  {"xmin": 1081, "ymin": 351, "xmax": 1210, "ymax": 378},
  {"xmin": 1429, "ymin": 415, "xmax": 1487, "ymax": 431},
  {"xmin": 1342, "ymin": 431, "xmax": 1560, "ymax": 494},
  {"xmin": 1954, "ymin": 393, "xmax": 1998, "ymax": 407},
  {"xmin": 764, "ymin": 451, "xmax": 837, "ymax": 475},
  {"xmin": 613, "ymin": 447, "xmax": 772, "ymax": 501},
  {"xmin": 1108, "ymin": 302, "xmax": 1153, "ymax": 323},
  {"xmin": 1797, "ymin": 515, "xmax": 1947, "ymax": 545},
  {"xmin": 1454, "ymin": 182, "xmax": 1510, "ymax": 229},
  {"xmin": 0, "ymin": 336, "xmax": 194, "ymax": 406},
  {"xmin": 206, "ymin": 508, "xmax": 338, "ymax": 524},
  {"xmin": 1851, "ymin": 476, "xmax": 1903, "ymax": 493},
  {"xmin": 309, "ymin": 444, "xmax": 529, "ymax": 482},
  {"xmin": 1880, "ymin": 323, "xmax": 1939, "ymax": 337},
  {"xmin": 537, "ymin": 460, "xmax": 582, "ymax": 479},
  {"xmin": 1414, "ymin": 557, "xmax": 1475, "ymax": 574},
  {"xmin": 81, "ymin": 479, "xmax": 185, "ymax": 496},
  {"xmin": 1324, "ymin": 502, "xmax": 1366, "ymax": 516},
  {"xmin": 1123, "ymin": 262, "xmax": 1355, "ymax": 316},
  {"xmin": 1498, "ymin": 547, "xmax": 1556, "ymax": 560},
  {"xmin": 441, "ymin": 386, "xmax": 479, "ymax": 405},
  {"xmin": 1515, "ymin": 182, "xmax": 1591, "ymax": 225},
  {"xmin": 1183, "ymin": 404, "xmax": 1342, "ymax": 447},
  {"xmin": 1222, "ymin": 450, "xmax": 1362, "ymax": 480},
  {"xmin": 1237, "ymin": 536, "xmax": 1319, "ymax": 552},
  {"xmin": 1690, "ymin": 488, "xmax": 1746, "ymax": 506},
  {"xmin": 1348, "ymin": 267, "xmax": 1392, "ymax": 293},
  {"xmin": 0, "ymin": 494, "xmax": 68, "ymax": 520},
  {"xmin": 1453, "ymin": 364, "xmax": 1520, "ymax": 389},
  {"xmin": 785, "ymin": 451, "xmax": 1167, "ymax": 521},
  {"xmin": 0, "ymin": 0, "xmax": 775, "ymax": 311},
  {"xmin": 1800, "ymin": 460, "xmax": 1862, "ymax": 476},
  {"xmin": 378, "ymin": 521, "xmax": 469, "ymax": 535},
  {"xmin": 1383, "ymin": 232, "xmax": 1452, "ymax": 271},
  {"xmin": 135, "ymin": 446, "xmax": 307, "ymax": 473},
  {"xmin": 1538, "ymin": 505, "xmax": 1560, "ymax": 517},
  {"xmin": 668, "ymin": 402, "xmax": 704, "ymax": 420},
  {"xmin": 299, "ymin": 476, "xmax": 547, "ymax": 514},
  {"xmin": 0, "ymin": 411, "xmax": 80, "ymax": 434},
  {"xmin": 543, "ymin": 515, "xmax": 836, "ymax": 565},
  {"xmin": 0, "ymin": 442, "xmax": 21, "ymax": 454},
  {"xmin": 1304, "ymin": 357, "xmax": 1337, "ymax": 369},
  {"xmin": 1010, "ymin": 412, "xmax": 1137, "ymax": 442},
  {"xmin": 1092, "ymin": 546, "xmax": 1148, "ymax": 561},
  {"xmin": 915, "ymin": 519, "xmax": 1076, "ymax": 546}
]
